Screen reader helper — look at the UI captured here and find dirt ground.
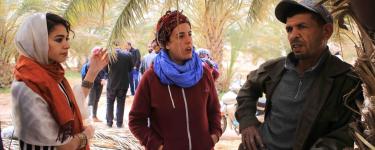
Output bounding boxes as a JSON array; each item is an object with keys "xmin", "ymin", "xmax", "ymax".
[{"xmin": 0, "ymin": 82, "xmax": 241, "ymax": 150}]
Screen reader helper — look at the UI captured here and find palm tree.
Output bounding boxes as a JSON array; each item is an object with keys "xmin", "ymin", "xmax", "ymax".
[
  {"xmin": 63, "ymin": 0, "xmax": 152, "ymax": 54},
  {"xmin": 0, "ymin": 0, "xmax": 47, "ymax": 87},
  {"xmin": 319, "ymin": 0, "xmax": 375, "ymax": 148},
  {"xmin": 0, "ymin": 0, "xmax": 46, "ymax": 63},
  {"xmin": 62, "ymin": 0, "xmax": 283, "ymax": 92}
]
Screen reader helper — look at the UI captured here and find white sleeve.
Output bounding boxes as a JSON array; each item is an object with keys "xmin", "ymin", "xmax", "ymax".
[
  {"xmin": 11, "ymin": 81, "xmax": 72, "ymax": 146},
  {"xmin": 72, "ymin": 84, "xmax": 89, "ymax": 120}
]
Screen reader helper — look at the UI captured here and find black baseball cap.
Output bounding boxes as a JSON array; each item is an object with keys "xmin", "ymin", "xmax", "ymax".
[{"xmin": 275, "ymin": 0, "xmax": 333, "ymax": 24}]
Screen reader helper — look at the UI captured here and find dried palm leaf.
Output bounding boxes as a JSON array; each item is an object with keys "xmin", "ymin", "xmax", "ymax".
[{"xmin": 320, "ymin": 0, "xmax": 375, "ymax": 148}]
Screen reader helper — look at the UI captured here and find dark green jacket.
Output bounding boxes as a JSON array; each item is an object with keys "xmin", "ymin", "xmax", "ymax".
[{"xmin": 235, "ymin": 52, "xmax": 362, "ymax": 149}]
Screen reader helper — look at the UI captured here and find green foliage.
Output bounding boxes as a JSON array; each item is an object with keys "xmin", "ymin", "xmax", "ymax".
[
  {"xmin": 0, "ymin": 87, "xmax": 10, "ymax": 94},
  {"xmin": 3, "ymin": 0, "xmax": 358, "ymax": 92},
  {"xmin": 65, "ymin": 69, "xmax": 81, "ymax": 80},
  {"xmin": 247, "ymin": 0, "xmax": 278, "ymax": 23},
  {"xmin": 0, "ymin": 0, "xmax": 51, "ymax": 87},
  {"xmin": 0, "ymin": 0, "xmax": 47, "ymax": 64},
  {"xmin": 105, "ymin": 0, "xmax": 153, "ymax": 53},
  {"xmin": 245, "ymin": 20, "xmax": 290, "ymax": 63},
  {"xmin": 63, "ymin": 0, "xmax": 108, "ymax": 26},
  {"xmin": 0, "ymin": 60, "xmax": 13, "ymax": 88}
]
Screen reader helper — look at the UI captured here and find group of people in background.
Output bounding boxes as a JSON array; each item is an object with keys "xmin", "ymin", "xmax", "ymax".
[
  {"xmin": 80, "ymin": 34, "xmax": 219, "ymax": 129},
  {"xmin": 6, "ymin": 0, "xmax": 364, "ymax": 150}
]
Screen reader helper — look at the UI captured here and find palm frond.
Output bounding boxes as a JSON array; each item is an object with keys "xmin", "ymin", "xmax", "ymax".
[
  {"xmin": 63, "ymin": 0, "xmax": 106, "ymax": 26},
  {"xmin": 15, "ymin": 0, "xmax": 45, "ymax": 15},
  {"xmin": 162, "ymin": 0, "xmax": 178, "ymax": 10},
  {"xmin": 247, "ymin": 0, "xmax": 277, "ymax": 23},
  {"xmin": 161, "ymin": 0, "xmax": 193, "ymax": 11},
  {"xmin": 1, "ymin": 0, "xmax": 46, "ymax": 63},
  {"xmin": 106, "ymin": 0, "xmax": 152, "ymax": 54}
]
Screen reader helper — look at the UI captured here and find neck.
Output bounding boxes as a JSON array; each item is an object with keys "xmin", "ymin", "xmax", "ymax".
[
  {"xmin": 172, "ymin": 58, "xmax": 184, "ymax": 65},
  {"xmin": 169, "ymin": 54, "xmax": 184, "ymax": 65},
  {"xmin": 297, "ymin": 59, "xmax": 319, "ymax": 73},
  {"xmin": 296, "ymin": 47, "xmax": 326, "ymax": 73},
  {"xmin": 165, "ymin": 49, "xmax": 184, "ymax": 65}
]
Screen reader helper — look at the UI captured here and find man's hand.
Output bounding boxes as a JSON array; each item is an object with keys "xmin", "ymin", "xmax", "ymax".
[
  {"xmin": 158, "ymin": 145, "xmax": 163, "ymax": 150},
  {"xmin": 241, "ymin": 126, "xmax": 264, "ymax": 150}
]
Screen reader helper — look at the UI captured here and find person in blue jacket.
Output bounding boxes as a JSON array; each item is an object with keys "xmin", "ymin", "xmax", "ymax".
[{"xmin": 81, "ymin": 47, "xmax": 107, "ymax": 122}]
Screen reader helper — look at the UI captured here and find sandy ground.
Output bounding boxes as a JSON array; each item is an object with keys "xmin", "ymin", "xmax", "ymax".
[{"xmin": 0, "ymin": 81, "xmax": 241, "ymax": 150}]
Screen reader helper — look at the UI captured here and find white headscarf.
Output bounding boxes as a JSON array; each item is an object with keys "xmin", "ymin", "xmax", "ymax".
[{"xmin": 15, "ymin": 13, "xmax": 49, "ymax": 65}]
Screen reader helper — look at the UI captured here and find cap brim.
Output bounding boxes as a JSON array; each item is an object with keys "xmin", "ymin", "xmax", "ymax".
[{"xmin": 275, "ymin": 0, "xmax": 317, "ymax": 23}]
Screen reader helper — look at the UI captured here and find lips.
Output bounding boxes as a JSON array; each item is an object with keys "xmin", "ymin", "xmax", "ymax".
[
  {"xmin": 61, "ymin": 52, "xmax": 68, "ymax": 57},
  {"xmin": 291, "ymin": 42, "xmax": 303, "ymax": 51},
  {"xmin": 292, "ymin": 44, "xmax": 302, "ymax": 49},
  {"xmin": 184, "ymin": 47, "xmax": 193, "ymax": 55}
]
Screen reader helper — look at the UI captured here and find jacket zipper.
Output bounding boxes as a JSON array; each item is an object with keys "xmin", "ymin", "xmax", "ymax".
[
  {"xmin": 181, "ymin": 88, "xmax": 192, "ymax": 150},
  {"xmin": 294, "ymin": 79, "xmax": 302, "ymax": 99}
]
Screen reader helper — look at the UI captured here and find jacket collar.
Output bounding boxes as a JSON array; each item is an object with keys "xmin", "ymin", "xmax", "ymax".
[
  {"xmin": 262, "ymin": 48, "xmax": 353, "ymax": 149},
  {"xmin": 263, "ymin": 49, "xmax": 352, "ymax": 80}
]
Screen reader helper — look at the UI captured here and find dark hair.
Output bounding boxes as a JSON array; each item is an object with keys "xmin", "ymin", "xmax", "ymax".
[
  {"xmin": 151, "ymin": 39, "xmax": 159, "ymax": 46},
  {"xmin": 156, "ymin": 10, "xmax": 191, "ymax": 49},
  {"xmin": 285, "ymin": 7, "xmax": 326, "ymax": 26},
  {"xmin": 46, "ymin": 13, "xmax": 73, "ymax": 35}
]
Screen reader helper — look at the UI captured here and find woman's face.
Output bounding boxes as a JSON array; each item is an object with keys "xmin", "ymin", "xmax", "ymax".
[
  {"xmin": 48, "ymin": 24, "xmax": 70, "ymax": 63},
  {"xmin": 166, "ymin": 23, "xmax": 193, "ymax": 65}
]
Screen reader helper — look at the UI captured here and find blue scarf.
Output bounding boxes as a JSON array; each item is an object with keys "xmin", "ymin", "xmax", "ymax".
[{"xmin": 153, "ymin": 49, "xmax": 203, "ymax": 88}]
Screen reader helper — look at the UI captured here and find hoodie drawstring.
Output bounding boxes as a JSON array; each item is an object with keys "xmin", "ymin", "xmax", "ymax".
[
  {"xmin": 167, "ymin": 86, "xmax": 192, "ymax": 150},
  {"xmin": 167, "ymin": 85, "xmax": 176, "ymax": 109},
  {"xmin": 182, "ymin": 88, "xmax": 192, "ymax": 150}
]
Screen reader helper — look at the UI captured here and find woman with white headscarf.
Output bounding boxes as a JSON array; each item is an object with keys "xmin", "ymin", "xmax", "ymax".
[{"xmin": 11, "ymin": 13, "xmax": 108, "ymax": 150}]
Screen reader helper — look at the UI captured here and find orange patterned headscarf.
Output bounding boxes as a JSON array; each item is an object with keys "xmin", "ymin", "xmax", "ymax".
[{"xmin": 14, "ymin": 55, "xmax": 84, "ymax": 143}]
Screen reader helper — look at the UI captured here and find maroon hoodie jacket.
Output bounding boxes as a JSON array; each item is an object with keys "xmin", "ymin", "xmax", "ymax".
[{"xmin": 129, "ymin": 66, "xmax": 222, "ymax": 150}]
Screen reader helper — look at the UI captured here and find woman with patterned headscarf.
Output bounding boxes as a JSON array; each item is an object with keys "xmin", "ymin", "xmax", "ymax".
[
  {"xmin": 129, "ymin": 10, "xmax": 222, "ymax": 150},
  {"xmin": 11, "ymin": 13, "xmax": 108, "ymax": 150}
]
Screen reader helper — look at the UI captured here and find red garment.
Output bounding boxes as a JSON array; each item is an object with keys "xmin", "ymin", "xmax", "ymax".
[
  {"xmin": 129, "ymin": 66, "xmax": 222, "ymax": 150},
  {"xmin": 203, "ymin": 62, "xmax": 220, "ymax": 81},
  {"xmin": 14, "ymin": 55, "xmax": 87, "ymax": 149}
]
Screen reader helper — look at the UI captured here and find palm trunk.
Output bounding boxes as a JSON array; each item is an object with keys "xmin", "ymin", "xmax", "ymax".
[{"xmin": 332, "ymin": 0, "xmax": 375, "ymax": 148}]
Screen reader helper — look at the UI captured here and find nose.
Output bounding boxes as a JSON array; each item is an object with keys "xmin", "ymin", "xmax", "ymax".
[
  {"xmin": 288, "ymin": 28, "xmax": 301, "ymax": 41},
  {"xmin": 185, "ymin": 35, "xmax": 193, "ymax": 45},
  {"xmin": 63, "ymin": 40, "xmax": 70, "ymax": 49}
]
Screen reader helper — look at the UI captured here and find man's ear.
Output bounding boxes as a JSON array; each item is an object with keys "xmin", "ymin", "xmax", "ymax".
[
  {"xmin": 323, "ymin": 23, "xmax": 333, "ymax": 40},
  {"xmin": 166, "ymin": 43, "xmax": 170, "ymax": 50}
]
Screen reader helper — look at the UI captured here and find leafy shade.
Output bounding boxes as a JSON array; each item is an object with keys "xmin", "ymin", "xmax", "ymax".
[
  {"xmin": 247, "ymin": 0, "xmax": 278, "ymax": 23},
  {"xmin": 63, "ymin": 0, "xmax": 108, "ymax": 26},
  {"xmin": 0, "ymin": 0, "xmax": 46, "ymax": 63},
  {"xmin": 106, "ymin": 0, "xmax": 152, "ymax": 53}
]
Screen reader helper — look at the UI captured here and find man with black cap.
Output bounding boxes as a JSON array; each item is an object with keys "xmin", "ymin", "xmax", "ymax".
[{"xmin": 235, "ymin": 0, "xmax": 362, "ymax": 149}]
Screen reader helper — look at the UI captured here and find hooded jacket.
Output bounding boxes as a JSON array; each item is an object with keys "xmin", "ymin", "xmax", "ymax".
[{"xmin": 129, "ymin": 66, "xmax": 222, "ymax": 150}]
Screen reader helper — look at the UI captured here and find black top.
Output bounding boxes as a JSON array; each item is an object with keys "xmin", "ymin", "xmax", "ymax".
[
  {"xmin": 106, "ymin": 49, "xmax": 133, "ymax": 90},
  {"xmin": 129, "ymin": 47, "xmax": 141, "ymax": 69}
]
